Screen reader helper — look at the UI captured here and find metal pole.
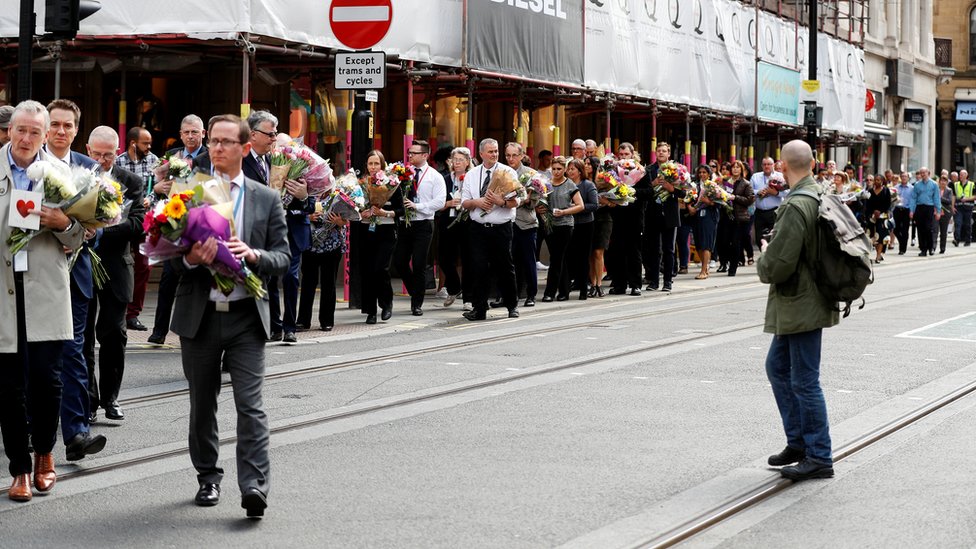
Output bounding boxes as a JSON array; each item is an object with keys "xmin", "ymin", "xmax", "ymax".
[
  {"xmin": 684, "ymin": 112, "xmax": 691, "ymax": 167},
  {"xmin": 651, "ymin": 100, "xmax": 658, "ymax": 164},
  {"xmin": 17, "ymin": 0, "xmax": 33, "ymax": 101},
  {"xmin": 405, "ymin": 61, "xmax": 414, "ymax": 160},
  {"xmin": 241, "ymin": 48, "xmax": 251, "ymax": 119},
  {"xmin": 700, "ymin": 117, "xmax": 706, "ymax": 167},
  {"xmin": 605, "ymin": 100, "xmax": 611, "ymax": 151},
  {"xmin": 805, "ymin": 0, "xmax": 819, "ymax": 147},
  {"xmin": 54, "ymin": 57, "xmax": 62, "ymax": 100},
  {"xmin": 465, "ymin": 80, "xmax": 475, "ymax": 153},
  {"xmin": 118, "ymin": 69, "xmax": 127, "ymax": 154},
  {"xmin": 731, "ymin": 121, "xmax": 737, "ymax": 163}
]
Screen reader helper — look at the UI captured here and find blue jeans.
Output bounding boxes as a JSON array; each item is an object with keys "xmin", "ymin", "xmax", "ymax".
[{"xmin": 765, "ymin": 329, "xmax": 832, "ymax": 464}]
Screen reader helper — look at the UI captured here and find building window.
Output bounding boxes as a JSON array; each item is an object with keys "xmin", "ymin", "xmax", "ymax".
[
  {"xmin": 936, "ymin": 38, "xmax": 952, "ymax": 67},
  {"xmin": 971, "ymin": 8, "xmax": 976, "ymax": 64}
]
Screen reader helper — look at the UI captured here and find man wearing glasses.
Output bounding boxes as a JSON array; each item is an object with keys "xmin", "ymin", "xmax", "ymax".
[
  {"xmin": 571, "ymin": 139, "xmax": 587, "ymax": 160},
  {"xmin": 75, "ymin": 127, "xmax": 145, "ymax": 461},
  {"xmin": 150, "ymin": 114, "xmax": 210, "ymax": 346},
  {"xmin": 394, "ymin": 140, "xmax": 446, "ymax": 316},
  {"xmin": 244, "ymin": 110, "xmax": 312, "ymax": 343},
  {"xmin": 171, "ymin": 114, "xmax": 289, "ymax": 518}
]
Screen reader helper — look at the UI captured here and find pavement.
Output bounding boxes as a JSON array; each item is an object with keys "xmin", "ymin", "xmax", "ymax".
[{"xmin": 3, "ymin": 243, "xmax": 976, "ymax": 548}]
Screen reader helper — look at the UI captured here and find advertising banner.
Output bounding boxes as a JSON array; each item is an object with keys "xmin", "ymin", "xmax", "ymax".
[
  {"xmin": 756, "ymin": 61, "xmax": 801, "ymax": 125},
  {"xmin": 466, "ymin": 0, "xmax": 585, "ymax": 86}
]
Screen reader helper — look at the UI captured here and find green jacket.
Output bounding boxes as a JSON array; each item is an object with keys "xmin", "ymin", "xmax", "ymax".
[{"xmin": 756, "ymin": 175, "xmax": 840, "ymax": 335}]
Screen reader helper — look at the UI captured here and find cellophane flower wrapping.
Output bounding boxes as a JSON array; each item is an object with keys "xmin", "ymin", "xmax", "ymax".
[{"xmin": 615, "ymin": 158, "xmax": 645, "ymax": 187}]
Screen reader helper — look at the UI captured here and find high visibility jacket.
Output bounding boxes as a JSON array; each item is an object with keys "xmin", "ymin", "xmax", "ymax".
[{"xmin": 955, "ymin": 180, "xmax": 974, "ymax": 199}]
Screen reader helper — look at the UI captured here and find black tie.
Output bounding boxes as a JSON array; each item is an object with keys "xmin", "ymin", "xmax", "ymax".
[
  {"xmin": 481, "ymin": 169, "xmax": 491, "ymax": 196},
  {"xmin": 412, "ymin": 169, "xmax": 421, "ymax": 200}
]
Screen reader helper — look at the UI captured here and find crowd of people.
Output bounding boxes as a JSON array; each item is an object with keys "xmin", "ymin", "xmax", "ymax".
[{"xmin": 1, "ymin": 96, "xmax": 972, "ymax": 510}]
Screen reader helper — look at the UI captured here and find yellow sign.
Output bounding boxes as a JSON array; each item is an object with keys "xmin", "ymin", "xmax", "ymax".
[{"xmin": 801, "ymin": 80, "xmax": 820, "ymax": 93}]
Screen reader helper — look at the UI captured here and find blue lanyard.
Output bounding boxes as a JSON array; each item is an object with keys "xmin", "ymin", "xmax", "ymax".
[{"xmin": 233, "ymin": 182, "xmax": 245, "ymax": 226}]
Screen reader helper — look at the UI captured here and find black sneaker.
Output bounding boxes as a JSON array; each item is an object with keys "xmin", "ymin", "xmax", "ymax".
[
  {"xmin": 780, "ymin": 458, "xmax": 834, "ymax": 481},
  {"xmin": 767, "ymin": 446, "xmax": 805, "ymax": 466}
]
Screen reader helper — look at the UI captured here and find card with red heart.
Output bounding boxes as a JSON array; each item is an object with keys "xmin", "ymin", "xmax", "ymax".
[{"xmin": 8, "ymin": 189, "xmax": 41, "ymax": 231}]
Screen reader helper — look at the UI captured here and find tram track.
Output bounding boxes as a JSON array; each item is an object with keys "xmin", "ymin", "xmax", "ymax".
[{"xmin": 2, "ymin": 273, "xmax": 974, "ymax": 498}]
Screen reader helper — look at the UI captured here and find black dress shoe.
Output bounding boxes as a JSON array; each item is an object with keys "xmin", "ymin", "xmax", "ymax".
[
  {"xmin": 463, "ymin": 309, "xmax": 487, "ymax": 321},
  {"xmin": 645, "ymin": 285, "xmax": 658, "ymax": 291},
  {"xmin": 767, "ymin": 446, "xmax": 805, "ymax": 466},
  {"xmin": 524, "ymin": 298, "xmax": 535, "ymax": 307},
  {"xmin": 241, "ymin": 487, "xmax": 267, "ymax": 518},
  {"xmin": 488, "ymin": 300, "xmax": 505, "ymax": 309},
  {"xmin": 556, "ymin": 295, "xmax": 569, "ymax": 301},
  {"xmin": 411, "ymin": 307, "xmax": 423, "ymax": 316},
  {"xmin": 147, "ymin": 333, "xmax": 165, "ymax": 345},
  {"xmin": 780, "ymin": 458, "xmax": 834, "ymax": 481},
  {"xmin": 321, "ymin": 325, "xmax": 334, "ymax": 332},
  {"xmin": 282, "ymin": 332, "xmax": 297, "ymax": 344},
  {"xmin": 365, "ymin": 314, "xmax": 377, "ymax": 325},
  {"xmin": 662, "ymin": 284, "xmax": 672, "ymax": 292},
  {"xmin": 508, "ymin": 308, "xmax": 519, "ymax": 318},
  {"xmin": 65, "ymin": 432, "xmax": 107, "ymax": 461},
  {"xmin": 195, "ymin": 482, "xmax": 220, "ymax": 506},
  {"xmin": 541, "ymin": 295, "xmax": 554, "ymax": 303},
  {"xmin": 88, "ymin": 410, "xmax": 97, "ymax": 424},
  {"xmin": 716, "ymin": 265, "xmax": 728, "ymax": 273},
  {"xmin": 607, "ymin": 287, "xmax": 624, "ymax": 295},
  {"xmin": 126, "ymin": 318, "xmax": 148, "ymax": 331},
  {"xmin": 267, "ymin": 331, "xmax": 283, "ymax": 342},
  {"xmin": 103, "ymin": 401, "xmax": 124, "ymax": 421},
  {"xmin": 295, "ymin": 323, "xmax": 310, "ymax": 332},
  {"xmin": 630, "ymin": 288, "xmax": 642, "ymax": 296},
  {"xmin": 381, "ymin": 308, "xmax": 393, "ymax": 321}
]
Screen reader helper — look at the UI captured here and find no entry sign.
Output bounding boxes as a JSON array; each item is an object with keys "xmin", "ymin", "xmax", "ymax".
[{"xmin": 329, "ymin": 0, "xmax": 393, "ymax": 51}]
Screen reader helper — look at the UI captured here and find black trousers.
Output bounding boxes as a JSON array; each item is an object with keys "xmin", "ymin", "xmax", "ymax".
[
  {"xmin": 915, "ymin": 205, "xmax": 935, "ymax": 253},
  {"xmin": 394, "ymin": 220, "xmax": 433, "ymax": 309},
  {"xmin": 512, "ymin": 226, "xmax": 538, "ymax": 300},
  {"xmin": 84, "ymin": 287, "xmax": 128, "ymax": 411},
  {"xmin": 955, "ymin": 206, "xmax": 973, "ymax": 244},
  {"xmin": 0, "ymin": 273, "xmax": 64, "ymax": 476},
  {"xmin": 151, "ymin": 260, "xmax": 178, "ymax": 338},
  {"xmin": 360, "ymin": 224, "xmax": 397, "ymax": 316},
  {"xmin": 437, "ymin": 221, "xmax": 464, "ymax": 297},
  {"xmin": 545, "ymin": 225, "xmax": 573, "ymax": 298},
  {"xmin": 467, "ymin": 221, "xmax": 517, "ymax": 312},
  {"xmin": 893, "ymin": 207, "xmax": 911, "ymax": 253},
  {"xmin": 609, "ymin": 207, "xmax": 643, "ymax": 291},
  {"xmin": 643, "ymin": 220, "xmax": 676, "ymax": 288},
  {"xmin": 298, "ymin": 249, "xmax": 343, "ymax": 328},
  {"xmin": 564, "ymin": 221, "xmax": 594, "ymax": 298},
  {"xmin": 754, "ymin": 208, "xmax": 778, "ymax": 248},
  {"xmin": 729, "ymin": 219, "xmax": 752, "ymax": 275},
  {"xmin": 716, "ymin": 212, "xmax": 735, "ymax": 267},
  {"xmin": 938, "ymin": 211, "xmax": 951, "ymax": 252}
]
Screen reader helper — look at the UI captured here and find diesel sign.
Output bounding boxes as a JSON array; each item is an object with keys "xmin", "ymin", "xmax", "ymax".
[{"xmin": 489, "ymin": 0, "xmax": 568, "ymax": 19}]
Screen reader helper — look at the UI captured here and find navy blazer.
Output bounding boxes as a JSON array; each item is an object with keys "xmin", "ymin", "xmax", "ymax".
[
  {"xmin": 96, "ymin": 166, "xmax": 146, "ymax": 303},
  {"xmin": 244, "ymin": 152, "xmax": 315, "ymax": 253}
]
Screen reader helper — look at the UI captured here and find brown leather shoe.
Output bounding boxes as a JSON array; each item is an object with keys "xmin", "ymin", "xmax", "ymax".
[
  {"xmin": 33, "ymin": 453, "xmax": 56, "ymax": 492},
  {"xmin": 9, "ymin": 474, "xmax": 32, "ymax": 502}
]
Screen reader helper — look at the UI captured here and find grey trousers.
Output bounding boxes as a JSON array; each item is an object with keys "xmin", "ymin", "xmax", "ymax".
[{"xmin": 180, "ymin": 302, "xmax": 270, "ymax": 497}]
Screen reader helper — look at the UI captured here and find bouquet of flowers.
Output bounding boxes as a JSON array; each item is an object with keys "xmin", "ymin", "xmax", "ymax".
[
  {"xmin": 767, "ymin": 173, "xmax": 786, "ymax": 193},
  {"xmin": 268, "ymin": 143, "xmax": 316, "ymax": 192},
  {"xmin": 363, "ymin": 170, "xmax": 401, "ymax": 230},
  {"xmin": 320, "ymin": 170, "xmax": 366, "ymax": 224},
  {"xmin": 7, "ymin": 162, "xmax": 127, "ymax": 252},
  {"xmin": 615, "ymin": 158, "xmax": 645, "ymax": 187},
  {"xmin": 681, "ymin": 182, "xmax": 699, "ymax": 205},
  {"xmin": 594, "ymin": 170, "xmax": 620, "ymax": 193},
  {"xmin": 655, "ymin": 161, "xmax": 690, "ymax": 202},
  {"xmin": 701, "ymin": 180, "xmax": 734, "ymax": 214},
  {"xmin": 64, "ymin": 171, "xmax": 132, "ymax": 288},
  {"xmin": 602, "ymin": 181, "xmax": 637, "ymax": 206},
  {"xmin": 141, "ymin": 183, "xmax": 265, "ymax": 298},
  {"xmin": 152, "ymin": 154, "xmax": 193, "ymax": 183},
  {"xmin": 521, "ymin": 170, "xmax": 552, "ymax": 208},
  {"xmin": 600, "ymin": 154, "xmax": 617, "ymax": 173},
  {"xmin": 386, "ymin": 162, "xmax": 418, "ymax": 226},
  {"xmin": 479, "ymin": 169, "xmax": 523, "ymax": 218}
]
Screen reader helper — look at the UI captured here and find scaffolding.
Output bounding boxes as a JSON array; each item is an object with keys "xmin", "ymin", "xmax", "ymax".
[{"xmin": 750, "ymin": 0, "xmax": 871, "ymax": 46}]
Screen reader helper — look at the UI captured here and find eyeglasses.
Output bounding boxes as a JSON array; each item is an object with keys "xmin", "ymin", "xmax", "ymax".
[
  {"xmin": 210, "ymin": 139, "xmax": 241, "ymax": 148},
  {"xmin": 407, "ymin": 150, "xmax": 425, "ymax": 156},
  {"xmin": 252, "ymin": 128, "xmax": 277, "ymax": 139},
  {"xmin": 89, "ymin": 152, "xmax": 116, "ymax": 160}
]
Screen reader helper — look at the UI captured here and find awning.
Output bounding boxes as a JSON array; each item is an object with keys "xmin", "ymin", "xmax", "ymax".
[{"xmin": 864, "ymin": 121, "xmax": 892, "ymax": 140}]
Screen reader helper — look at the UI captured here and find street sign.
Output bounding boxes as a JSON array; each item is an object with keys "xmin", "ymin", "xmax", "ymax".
[
  {"xmin": 334, "ymin": 52, "xmax": 387, "ymax": 90},
  {"xmin": 364, "ymin": 90, "xmax": 379, "ymax": 102},
  {"xmin": 329, "ymin": 0, "xmax": 393, "ymax": 51},
  {"xmin": 801, "ymin": 80, "xmax": 820, "ymax": 93}
]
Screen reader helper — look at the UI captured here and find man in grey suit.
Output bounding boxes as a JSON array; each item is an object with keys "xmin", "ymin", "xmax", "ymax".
[{"xmin": 169, "ymin": 114, "xmax": 289, "ymax": 518}]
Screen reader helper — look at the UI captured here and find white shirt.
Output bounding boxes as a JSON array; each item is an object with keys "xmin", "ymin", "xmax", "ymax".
[
  {"xmin": 406, "ymin": 163, "xmax": 446, "ymax": 221},
  {"xmin": 750, "ymin": 170, "xmax": 785, "ymax": 211},
  {"xmin": 249, "ymin": 150, "xmax": 269, "ymax": 181},
  {"xmin": 462, "ymin": 162, "xmax": 519, "ymax": 225}
]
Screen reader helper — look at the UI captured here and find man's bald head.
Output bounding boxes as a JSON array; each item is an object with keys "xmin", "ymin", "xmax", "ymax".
[{"xmin": 781, "ymin": 140, "xmax": 815, "ymax": 182}]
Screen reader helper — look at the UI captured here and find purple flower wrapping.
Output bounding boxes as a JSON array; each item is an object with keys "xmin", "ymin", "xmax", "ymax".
[{"xmin": 182, "ymin": 205, "xmax": 245, "ymax": 280}]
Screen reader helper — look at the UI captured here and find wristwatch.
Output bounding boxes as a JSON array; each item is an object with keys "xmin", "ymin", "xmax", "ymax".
[{"xmin": 61, "ymin": 220, "xmax": 75, "ymax": 233}]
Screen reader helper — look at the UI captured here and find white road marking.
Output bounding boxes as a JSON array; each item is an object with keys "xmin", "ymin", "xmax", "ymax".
[
  {"xmin": 633, "ymin": 376, "xmax": 649, "ymax": 380},
  {"xmin": 700, "ymin": 380, "xmax": 716, "ymax": 384},
  {"xmin": 445, "ymin": 362, "xmax": 461, "ymax": 366},
  {"xmin": 837, "ymin": 389, "xmax": 853, "ymax": 393}
]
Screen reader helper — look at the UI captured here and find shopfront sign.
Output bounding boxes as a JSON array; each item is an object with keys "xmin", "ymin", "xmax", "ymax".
[
  {"xmin": 466, "ymin": 0, "xmax": 584, "ymax": 85},
  {"xmin": 865, "ymin": 89, "xmax": 883, "ymax": 124}
]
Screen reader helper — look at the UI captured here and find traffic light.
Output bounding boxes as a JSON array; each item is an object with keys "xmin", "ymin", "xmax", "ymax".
[{"xmin": 45, "ymin": 0, "xmax": 101, "ymax": 39}]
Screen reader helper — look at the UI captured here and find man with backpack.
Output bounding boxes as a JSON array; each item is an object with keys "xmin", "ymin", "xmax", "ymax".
[{"xmin": 757, "ymin": 139, "xmax": 840, "ymax": 482}]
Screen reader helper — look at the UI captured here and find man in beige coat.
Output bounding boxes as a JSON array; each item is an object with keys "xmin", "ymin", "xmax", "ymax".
[{"xmin": 0, "ymin": 100, "xmax": 85, "ymax": 501}]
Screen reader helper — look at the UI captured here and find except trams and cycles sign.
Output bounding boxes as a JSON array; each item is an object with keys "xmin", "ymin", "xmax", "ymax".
[{"xmin": 334, "ymin": 52, "xmax": 387, "ymax": 90}]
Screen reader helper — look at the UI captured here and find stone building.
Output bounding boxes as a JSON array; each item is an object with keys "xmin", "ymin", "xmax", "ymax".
[{"xmin": 934, "ymin": 1, "xmax": 976, "ymax": 173}]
